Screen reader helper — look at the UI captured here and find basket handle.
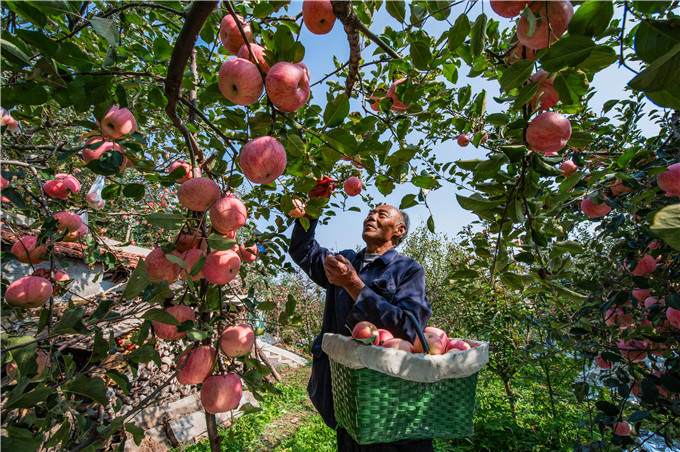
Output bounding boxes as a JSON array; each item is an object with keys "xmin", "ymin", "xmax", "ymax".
[{"xmin": 403, "ymin": 309, "xmax": 430, "ymax": 354}]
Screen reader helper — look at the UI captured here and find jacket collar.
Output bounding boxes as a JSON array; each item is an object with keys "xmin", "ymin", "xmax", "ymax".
[{"xmin": 360, "ymin": 247, "xmax": 399, "ymax": 266}]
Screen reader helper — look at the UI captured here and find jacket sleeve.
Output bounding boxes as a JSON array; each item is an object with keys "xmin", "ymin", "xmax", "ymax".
[
  {"xmin": 346, "ymin": 261, "xmax": 432, "ymax": 344},
  {"xmin": 288, "ymin": 218, "xmax": 331, "ymax": 289}
]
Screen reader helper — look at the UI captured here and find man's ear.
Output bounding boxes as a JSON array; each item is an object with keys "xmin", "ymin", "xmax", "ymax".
[{"xmin": 393, "ymin": 223, "xmax": 406, "ymax": 241}]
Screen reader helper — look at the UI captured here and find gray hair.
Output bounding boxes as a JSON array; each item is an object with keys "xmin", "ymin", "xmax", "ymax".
[{"xmin": 393, "ymin": 209, "xmax": 409, "ymax": 246}]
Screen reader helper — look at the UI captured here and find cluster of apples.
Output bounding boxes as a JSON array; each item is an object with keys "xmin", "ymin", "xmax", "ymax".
[
  {"xmin": 218, "ymin": 13, "xmax": 310, "ymax": 112},
  {"xmin": 351, "ymin": 321, "xmax": 473, "ymax": 355},
  {"xmin": 153, "ymin": 310, "xmax": 254, "ymax": 415}
]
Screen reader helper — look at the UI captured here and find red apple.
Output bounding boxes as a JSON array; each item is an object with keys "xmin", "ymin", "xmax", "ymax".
[
  {"xmin": 168, "ymin": 160, "xmax": 201, "ymax": 183},
  {"xmin": 6, "ymin": 349, "xmax": 50, "ymax": 380},
  {"xmin": 265, "ymin": 62, "xmax": 311, "ymax": 112},
  {"xmin": 236, "ymin": 244, "xmax": 258, "ymax": 263},
  {"xmin": 218, "ymin": 58, "xmax": 263, "ymax": 106},
  {"xmin": 237, "ymin": 43, "xmax": 270, "ymax": 73},
  {"xmin": 605, "ymin": 308, "xmax": 633, "ymax": 329},
  {"xmin": 5, "ymin": 276, "xmax": 53, "ymax": 308},
  {"xmin": 43, "ymin": 173, "xmax": 80, "ymax": 199},
  {"xmin": 98, "ymin": 105, "xmax": 137, "ymax": 139},
  {"xmin": 526, "ymin": 112, "xmax": 572, "ymax": 154},
  {"xmin": 63, "ymin": 223, "xmax": 88, "ymax": 242},
  {"xmin": 240, "ymin": 136, "xmax": 287, "ymax": 184},
  {"xmin": 210, "ymin": 194, "xmax": 248, "ymax": 234},
  {"xmin": 203, "ymin": 249, "xmax": 241, "ymax": 284},
  {"xmin": 219, "ymin": 323, "xmax": 255, "ymax": 357},
  {"xmin": 1, "ymin": 111, "xmax": 20, "ymax": 130},
  {"xmin": 376, "ymin": 329, "xmax": 394, "ymax": 345},
  {"xmin": 529, "ymin": 70, "xmax": 558, "ymax": 111},
  {"xmin": 86, "ymin": 193, "xmax": 106, "ymax": 210},
  {"xmin": 559, "ymin": 160, "xmax": 578, "ymax": 177},
  {"xmin": 220, "ymin": 14, "xmax": 252, "ymax": 55},
  {"xmin": 176, "ymin": 345, "xmax": 216, "ymax": 385},
  {"xmin": 667, "ymin": 307, "xmax": 680, "ymax": 329},
  {"xmin": 517, "ymin": 0, "xmax": 573, "ymax": 50},
  {"xmin": 612, "ymin": 422, "xmax": 631, "ymax": 436},
  {"xmin": 593, "ymin": 353, "xmax": 613, "ymax": 370},
  {"xmin": 631, "ymin": 254, "xmax": 657, "ymax": 276},
  {"xmin": 82, "ymin": 137, "xmax": 128, "ymax": 169},
  {"xmin": 413, "ymin": 332, "xmax": 445, "ymax": 355},
  {"xmin": 386, "ymin": 78, "xmax": 410, "ymax": 113},
  {"xmin": 343, "ymin": 176, "xmax": 362, "ymax": 197},
  {"xmin": 445, "ymin": 339, "xmax": 471, "ymax": 353},
  {"xmin": 611, "ymin": 180, "xmax": 634, "ymax": 196},
  {"xmin": 381, "ymin": 338, "xmax": 414, "ymax": 352},
  {"xmin": 11, "ymin": 236, "xmax": 47, "ymax": 264},
  {"xmin": 153, "ymin": 305, "xmax": 195, "ymax": 340},
  {"xmin": 490, "ymin": 0, "xmax": 530, "ymax": 17},
  {"xmin": 617, "ymin": 339, "xmax": 647, "ymax": 363},
  {"xmin": 33, "ymin": 268, "xmax": 70, "ymax": 296},
  {"xmin": 201, "ymin": 373, "xmax": 243, "ymax": 414},
  {"xmin": 177, "ymin": 248, "xmax": 206, "ymax": 281},
  {"xmin": 457, "ymin": 134, "xmax": 470, "ymax": 147},
  {"xmin": 352, "ymin": 321, "xmax": 379, "ymax": 345},
  {"xmin": 303, "ymin": 0, "xmax": 336, "ymax": 35},
  {"xmin": 581, "ymin": 197, "xmax": 611, "ymax": 218},
  {"xmin": 145, "ymin": 247, "xmax": 180, "ymax": 283},
  {"xmin": 177, "ymin": 177, "xmax": 221, "ymax": 212},
  {"xmin": 54, "ymin": 211, "xmax": 82, "ymax": 233},
  {"xmin": 632, "ymin": 289, "xmax": 651, "ymax": 304},
  {"xmin": 424, "ymin": 326, "xmax": 447, "ymax": 344},
  {"xmin": 657, "ymin": 162, "xmax": 680, "ymax": 197}
]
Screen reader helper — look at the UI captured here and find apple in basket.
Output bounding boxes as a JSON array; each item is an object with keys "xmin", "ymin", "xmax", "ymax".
[
  {"xmin": 352, "ymin": 321, "xmax": 379, "ymax": 345},
  {"xmin": 446, "ymin": 339, "xmax": 471, "ymax": 353},
  {"xmin": 381, "ymin": 338, "xmax": 415, "ymax": 353},
  {"xmin": 376, "ymin": 329, "xmax": 394, "ymax": 345},
  {"xmin": 413, "ymin": 332, "xmax": 445, "ymax": 355},
  {"xmin": 424, "ymin": 326, "xmax": 447, "ymax": 344}
]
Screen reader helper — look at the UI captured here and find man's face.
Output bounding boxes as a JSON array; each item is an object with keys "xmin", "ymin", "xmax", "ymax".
[{"xmin": 362, "ymin": 205, "xmax": 403, "ymax": 246}]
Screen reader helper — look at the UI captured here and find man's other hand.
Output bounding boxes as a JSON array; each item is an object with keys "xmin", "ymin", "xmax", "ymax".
[{"xmin": 324, "ymin": 254, "xmax": 365, "ymax": 300}]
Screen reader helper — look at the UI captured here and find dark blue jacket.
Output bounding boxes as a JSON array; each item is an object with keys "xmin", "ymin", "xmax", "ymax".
[{"xmin": 289, "ymin": 218, "xmax": 432, "ymax": 429}]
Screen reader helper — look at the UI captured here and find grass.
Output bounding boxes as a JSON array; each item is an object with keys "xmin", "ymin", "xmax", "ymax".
[{"xmin": 182, "ymin": 362, "xmax": 584, "ymax": 452}]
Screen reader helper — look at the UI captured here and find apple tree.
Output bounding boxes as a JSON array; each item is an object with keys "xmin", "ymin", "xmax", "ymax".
[{"xmin": 1, "ymin": 1, "xmax": 679, "ymax": 450}]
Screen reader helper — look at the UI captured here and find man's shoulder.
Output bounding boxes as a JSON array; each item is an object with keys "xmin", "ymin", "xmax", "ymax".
[{"xmin": 388, "ymin": 250, "xmax": 424, "ymax": 271}]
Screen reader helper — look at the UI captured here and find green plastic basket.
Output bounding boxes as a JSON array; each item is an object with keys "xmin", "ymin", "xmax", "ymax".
[{"xmin": 329, "ymin": 359, "xmax": 479, "ymax": 444}]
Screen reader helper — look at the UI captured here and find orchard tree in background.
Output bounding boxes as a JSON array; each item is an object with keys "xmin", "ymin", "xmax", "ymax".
[{"xmin": 1, "ymin": 0, "xmax": 679, "ymax": 450}]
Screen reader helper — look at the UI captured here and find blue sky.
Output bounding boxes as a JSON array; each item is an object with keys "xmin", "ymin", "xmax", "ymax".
[{"xmin": 255, "ymin": 1, "xmax": 657, "ymax": 253}]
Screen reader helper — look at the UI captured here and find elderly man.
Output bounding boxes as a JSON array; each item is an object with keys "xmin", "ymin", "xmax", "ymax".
[{"xmin": 289, "ymin": 205, "xmax": 434, "ymax": 451}]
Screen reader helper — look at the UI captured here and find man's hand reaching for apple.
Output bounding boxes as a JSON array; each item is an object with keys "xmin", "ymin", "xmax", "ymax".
[{"xmin": 324, "ymin": 254, "xmax": 365, "ymax": 300}]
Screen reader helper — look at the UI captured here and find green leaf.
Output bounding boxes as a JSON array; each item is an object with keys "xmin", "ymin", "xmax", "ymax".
[
  {"xmin": 125, "ymin": 423, "xmax": 145, "ymax": 446},
  {"xmin": 550, "ymin": 283, "xmax": 588, "ymax": 303},
  {"xmin": 142, "ymin": 308, "xmax": 179, "ymax": 326},
  {"xmin": 323, "ymin": 93, "xmax": 350, "ymax": 128},
  {"xmin": 470, "ymin": 13, "xmax": 487, "ymax": 57},
  {"xmin": 0, "ymin": 37, "xmax": 31, "ymax": 66},
  {"xmin": 629, "ymin": 410, "xmax": 650, "ymax": 423},
  {"xmin": 567, "ymin": 131, "xmax": 594, "ymax": 148},
  {"xmin": 399, "ymin": 194, "xmax": 419, "ymax": 210},
  {"xmin": 257, "ymin": 301, "xmax": 277, "ymax": 311},
  {"xmin": 101, "ymin": 184, "xmax": 121, "ymax": 200},
  {"xmin": 62, "ymin": 375, "xmax": 108, "ymax": 405},
  {"xmin": 52, "ymin": 307, "xmax": 89, "ymax": 334},
  {"xmin": 449, "ymin": 269, "xmax": 479, "ymax": 279},
  {"xmin": 207, "ymin": 233, "xmax": 236, "ymax": 251},
  {"xmin": 634, "ymin": 20, "xmax": 680, "ymax": 64},
  {"xmin": 412, "ymin": 173, "xmax": 438, "ymax": 190},
  {"xmin": 568, "ymin": 1, "xmax": 613, "ymax": 37},
  {"xmin": 129, "ymin": 344, "xmax": 161, "ymax": 367},
  {"xmin": 4, "ymin": 386, "xmax": 52, "ymax": 410},
  {"xmin": 595, "ymin": 400, "xmax": 619, "ymax": 416},
  {"xmin": 90, "ymin": 17, "xmax": 119, "ymax": 47},
  {"xmin": 634, "ymin": 1, "xmax": 671, "ymax": 14},
  {"xmin": 282, "ymin": 134, "xmax": 306, "ymax": 157},
  {"xmin": 644, "ymin": 86, "xmax": 680, "ymax": 110},
  {"xmin": 123, "ymin": 183, "xmax": 145, "ymax": 200},
  {"xmin": 146, "ymin": 213, "xmax": 186, "ymax": 229},
  {"xmin": 540, "ymin": 36, "xmax": 598, "ymax": 72},
  {"xmin": 410, "ymin": 40, "xmax": 432, "ymax": 70},
  {"xmin": 553, "ymin": 69, "xmax": 589, "ymax": 105},
  {"xmin": 576, "ymin": 45, "xmax": 617, "ymax": 72},
  {"xmin": 386, "ymin": 0, "xmax": 406, "ymax": 23},
  {"xmin": 427, "ymin": 215, "xmax": 435, "ymax": 233},
  {"xmin": 650, "ymin": 204, "xmax": 680, "ymax": 250},
  {"xmin": 499, "ymin": 60, "xmax": 534, "ymax": 92},
  {"xmin": 105, "ymin": 370, "xmax": 131, "ymax": 396},
  {"xmin": 554, "ymin": 240, "xmax": 585, "ymax": 254},
  {"xmin": 513, "ymin": 82, "xmax": 540, "ymax": 109},
  {"xmin": 629, "ymin": 41, "xmax": 680, "ymax": 93},
  {"xmin": 448, "ymin": 15, "xmax": 470, "ymax": 50},
  {"xmin": 121, "ymin": 259, "xmax": 149, "ymax": 300},
  {"xmin": 486, "ymin": 113, "xmax": 511, "ymax": 126}
]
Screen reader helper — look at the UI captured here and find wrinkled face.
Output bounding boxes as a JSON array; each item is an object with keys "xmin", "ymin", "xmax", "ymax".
[{"xmin": 362, "ymin": 205, "xmax": 404, "ymax": 246}]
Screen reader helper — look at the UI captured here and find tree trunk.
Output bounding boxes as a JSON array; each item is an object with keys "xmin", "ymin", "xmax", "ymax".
[
  {"xmin": 205, "ymin": 412, "xmax": 221, "ymax": 452},
  {"xmin": 500, "ymin": 374, "xmax": 517, "ymax": 415}
]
